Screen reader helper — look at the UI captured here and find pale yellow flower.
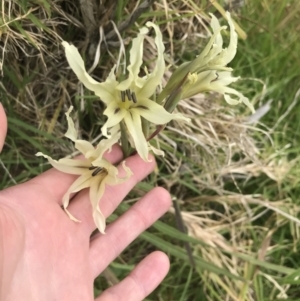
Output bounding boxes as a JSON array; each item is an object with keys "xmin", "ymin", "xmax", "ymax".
[
  {"xmin": 62, "ymin": 22, "xmax": 189, "ymax": 162},
  {"xmin": 36, "ymin": 107, "xmax": 132, "ymax": 233},
  {"xmin": 182, "ymin": 70, "xmax": 253, "ymax": 109},
  {"xmin": 162, "ymin": 12, "xmax": 255, "ymax": 113}
]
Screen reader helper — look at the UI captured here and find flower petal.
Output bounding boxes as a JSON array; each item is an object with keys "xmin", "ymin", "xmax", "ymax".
[
  {"xmin": 62, "ymin": 173, "xmax": 92, "ymax": 221},
  {"xmin": 104, "ymin": 161, "xmax": 133, "ymax": 185},
  {"xmin": 135, "ymin": 22, "xmax": 165, "ymax": 99},
  {"xmin": 209, "ymin": 13, "xmax": 223, "ymax": 56},
  {"xmin": 62, "ymin": 41, "xmax": 117, "ymax": 104},
  {"xmin": 89, "ymin": 176, "xmax": 107, "ymax": 233},
  {"xmin": 65, "ymin": 106, "xmax": 96, "ymax": 156},
  {"xmin": 213, "ymin": 71, "xmax": 239, "ymax": 86},
  {"xmin": 36, "ymin": 152, "xmax": 90, "ymax": 175},
  {"xmin": 90, "ymin": 132, "xmax": 120, "ymax": 162},
  {"xmin": 191, "ymin": 25, "xmax": 226, "ymax": 73},
  {"xmin": 133, "ymin": 98, "xmax": 190, "ymax": 124},
  {"xmin": 124, "ymin": 111, "xmax": 149, "ymax": 162},
  {"xmin": 149, "ymin": 143, "xmax": 165, "ymax": 157},
  {"xmin": 209, "ymin": 12, "xmax": 238, "ymax": 67},
  {"xmin": 224, "ymin": 92, "xmax": 255, "ymax": 113},
  {"xmin": 75, "ymin": 140, "xmax": 96, "ymax": 158},
  {"xmin": 92, "ymin": 157, "xmax": 118, "ymax": 171},
  {"xmin": 117, "ymin": 27, "xmax": 149, "ymax": 91},
  {"xmin": 88, "ymin": 160, "xmax": 133, "ymax": 234},
  {"xmin": 64, "ymin": 106, "xmax": 77, "ymax": 141},
  {"xmin": 224, "ymin": 12, "xmax": 238, "ymax": 64},
  {"xmin": 102, "ymin": 102, "xmax": 127, "ymax": 137},
  {"xmin": 222, "ymin": 87, "xmax": 255, "ymax": 113}
]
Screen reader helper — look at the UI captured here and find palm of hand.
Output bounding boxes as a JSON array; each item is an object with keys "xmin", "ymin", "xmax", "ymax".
[
  {"xmin": 0, "ymin": 147, "xmax": 171, "ymax": 301},
  {"xmin": 1, "ymin": 181, "xmax": 93, "ymax": 300}
]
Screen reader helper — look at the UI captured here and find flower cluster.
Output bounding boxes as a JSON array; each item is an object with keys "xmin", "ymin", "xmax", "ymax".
[
  {"xmin": 37, "ymin": 13, "xmax": 254, "ymax": 233},
  {"xmin": 160, "ymin": 12, "xmax": 254, "ymax": 113}
]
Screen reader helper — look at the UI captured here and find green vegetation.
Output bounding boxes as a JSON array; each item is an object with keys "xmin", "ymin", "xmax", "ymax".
[{"xmin": 1, "ymin": 0, "xmax": 300, "ymax": 300}]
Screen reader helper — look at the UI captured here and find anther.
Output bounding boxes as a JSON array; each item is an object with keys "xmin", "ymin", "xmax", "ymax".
[
  {"xmin": 131, "ymin": 92, "xmax": 137, "ymax": 103},
  {"xmin": 89, "ymin": 166, "xmax": 98, "ymax": 170},
  {"xmin": 125, "ymin": 89, "xmax": 132, "ymax": 100},
  {"xmin": 91, "ymin": 167, "xmax": 103, "ymax": 176},
  {"xmin": 121, "ymin": 91, "xmax": 125, "ymax": 102}
]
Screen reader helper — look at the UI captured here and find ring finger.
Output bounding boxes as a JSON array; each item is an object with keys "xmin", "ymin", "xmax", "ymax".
[{"xmin": 88, "ymin": 186, "xmax": 171, "ymax": 277}]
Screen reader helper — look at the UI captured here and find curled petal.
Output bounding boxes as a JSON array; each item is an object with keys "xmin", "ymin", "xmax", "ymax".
[
  {"xmin": 224, "ymin": 12, "xmax": 238, "ymax": 64},
  {"xmin": 223, "ymin": 87, "xmax": 255, "ymax": 113},
  {"xmin": 223, "ymin": 94, "xmax": 240, "ymax": 105},
  {"xmin": 65, "ymin": 106, "xmax": 77, "ymax": 141},
  {"xmin": 136, "ymin": 22, "xmax": 166, "ymax": 99},
  {"xmin": 209, "ymin": 13, "xmax": 224, "ymax": 59},
  {"xmin": 62, "ymin": 41, "xmax": 116, "ymax": 104},
  {"xmin": 214, "ymin": 71, "xmax": 239, "ymax": 86},
  {"xmin": 105, "ymin": 161, "xmax": 133, "ymax": 186},
  {"xmin": 209, "ymin": 12, "xmax": 238, "ymax": 67},
  {"xmin": 36, "ymin": 152, "xmax": 90, "ymax": 175},
  {"xmin": 191, "ymin": 25, "xmax": 226, "ymax": 73},
  {"xmin": 65, "ymin": 107, "xmax": 95, "ymax": 156},
  {"xmin": 149, "ymin": 143, "xmax": 165, "ymax": 157},
  {"xmin": 117, "ymin": 27, "xmax": 149, "ymax": 91},
  {"xmin": 120, "ymin": 161, "xmax": 133, "ymax": 179}
]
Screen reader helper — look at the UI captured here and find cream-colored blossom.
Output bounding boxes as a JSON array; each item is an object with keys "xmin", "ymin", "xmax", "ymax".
[
  {"xmin": 161, "ymin": 12, "xmax": 255, "ymax": 113},
  {"xmin": 36, "ymin": 107, "xmax": 132, "ymax": 233},
  {"xmin": 62, "ymin": 22, "xmax": 189, "ymax": 162},
  {"xmin": 182, "ymin": 71, "xmax": 254, "ymax": 110}
]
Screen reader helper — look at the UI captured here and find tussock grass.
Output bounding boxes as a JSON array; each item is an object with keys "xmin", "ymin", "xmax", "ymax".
[{"xmin": 1, "ymin": 0, "xmax": 300, "ymax": 300}]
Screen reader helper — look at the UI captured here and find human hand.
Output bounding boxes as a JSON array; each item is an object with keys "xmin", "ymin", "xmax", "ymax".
[
  {"xmin": 0, "ymin": 104, "xmax": 171, "ymax": 300},
  {"xmin": 0, "ymin": 103, "xmax": 7, "ymax": 153}
]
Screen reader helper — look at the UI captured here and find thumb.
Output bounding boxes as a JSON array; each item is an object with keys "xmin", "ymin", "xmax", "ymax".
[{"xmin": 0, "ymin": 103, "xmax": 7, "ymax": 152}]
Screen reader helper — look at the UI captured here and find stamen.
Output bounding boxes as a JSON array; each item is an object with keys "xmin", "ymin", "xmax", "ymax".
[
  {"xmin": 89, "ymin": 166, "xmax": 98, "ymax": 170},
  {"xmin": 125, "ymin": 89, "xmax": 132, "ymax": 100},
  {"xmin": 91, "ymin": 167, "xmax": 103, "ymax": 176},
  {"xmin": 121, "ymin": 91, "xmax": 125, "ymax": 102},
  {"xmin": 131, "ymin": 92, "xmax": 137, "ymax": 103}
]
